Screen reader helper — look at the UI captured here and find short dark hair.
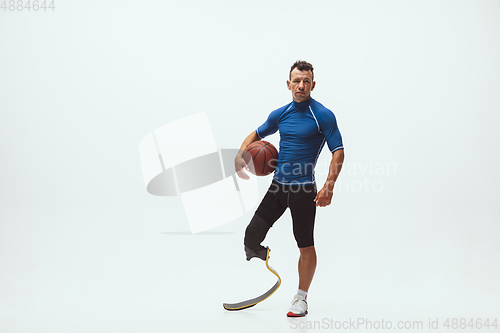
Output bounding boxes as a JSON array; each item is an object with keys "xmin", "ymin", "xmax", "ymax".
[{"xmin": 289, "ymin": 60, "xmax": 314, "ymax": 80}]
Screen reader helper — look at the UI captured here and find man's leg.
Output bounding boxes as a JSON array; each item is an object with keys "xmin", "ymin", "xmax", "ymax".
[
  {"xmin": 290, "ymin": 183, "xmax": 317, "ymax": 290},
  {"xmin": 287, "ymin": 183, "xmax": 317, "ymax": 317},
  {"xmin": 244, "ymin": 181, "xmax": 287, "ymax": 260},
  {"xmin": 244, "ymin": 214, "xmax": 272, "ymax": 260},
  {"xmin": 298, "ymin": 246, "xmax": 317, "ymax": 292}
]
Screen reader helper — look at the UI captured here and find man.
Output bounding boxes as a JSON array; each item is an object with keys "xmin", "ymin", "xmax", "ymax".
[{"xmin": 234, "ymin": 60, "xmax": 344, "ymax": 317}]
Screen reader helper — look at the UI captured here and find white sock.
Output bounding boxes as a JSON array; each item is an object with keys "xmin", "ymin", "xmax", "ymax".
[{"xmin": 297, "ymin": 289, "xmax": 308, "ymax": 300}]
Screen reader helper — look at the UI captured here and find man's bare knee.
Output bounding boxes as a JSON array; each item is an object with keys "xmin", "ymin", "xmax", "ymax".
[{"xmin": 299, "ymin": 246, "xmax": 316, "ymax": 257}]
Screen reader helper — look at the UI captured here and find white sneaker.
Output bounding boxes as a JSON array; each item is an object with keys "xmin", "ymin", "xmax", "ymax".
[{"xmin": 287, "ymin": 294, "xmax": 308, "ymax": 317}]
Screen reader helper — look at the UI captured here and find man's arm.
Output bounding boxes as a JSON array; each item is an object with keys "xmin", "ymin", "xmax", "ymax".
[
  {"xmin": 314, "ymin": 149, "xmax": 344, "ymax": 207},
  {"xmin": 235, "ymin": 131, "xmax": 260, "ymax": 180}
]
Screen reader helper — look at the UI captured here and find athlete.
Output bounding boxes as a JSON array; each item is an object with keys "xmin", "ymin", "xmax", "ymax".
[{"xmin": 234, "ymin": 60, "xmax": 345, "ymax": 317}]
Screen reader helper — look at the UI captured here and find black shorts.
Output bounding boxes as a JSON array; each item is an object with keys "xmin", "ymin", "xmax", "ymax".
[{"xmin": 254, "ymin": 180, "xmax": 317, "ymax": 248}]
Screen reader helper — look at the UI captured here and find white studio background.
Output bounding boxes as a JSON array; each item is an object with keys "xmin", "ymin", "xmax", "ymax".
[{"xmin": 1, "ymin": 1, "xmax": 499, "ymax": 332}]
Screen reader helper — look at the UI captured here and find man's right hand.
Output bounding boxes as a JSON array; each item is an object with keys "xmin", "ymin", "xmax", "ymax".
[
  {"xmin": 235, "ymin": 131, "xmax": 260, "ymax": 180},
  {"xmin": 235, "ymin": 155, "xmax": 250, "ymax": 180}
]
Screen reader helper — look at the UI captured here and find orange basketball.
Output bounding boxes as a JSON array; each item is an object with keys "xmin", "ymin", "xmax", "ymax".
[{"xmin": 243, "ymin": 141, "xmax": 278, "ymax": 176}]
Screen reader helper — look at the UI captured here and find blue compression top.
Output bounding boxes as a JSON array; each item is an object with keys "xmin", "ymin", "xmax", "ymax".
[{"xmin": 256, "ymin": 97, "xmax": 343, "ymax": 185}]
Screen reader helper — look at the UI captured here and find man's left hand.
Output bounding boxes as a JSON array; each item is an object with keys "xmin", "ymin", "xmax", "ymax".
[{"xmin": 314, "ymin": 184, "xmax": 334, "ymax": 207}]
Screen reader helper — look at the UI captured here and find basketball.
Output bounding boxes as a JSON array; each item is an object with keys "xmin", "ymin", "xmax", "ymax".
[{"xmin": 243, "ymin": 141, "xmax": 278, "ymax": 176}]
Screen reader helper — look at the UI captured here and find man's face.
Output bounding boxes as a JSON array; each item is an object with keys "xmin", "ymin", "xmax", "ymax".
[{"xmin": 287, "ymin": 68, "xmax": 316, "ymax": 103}]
